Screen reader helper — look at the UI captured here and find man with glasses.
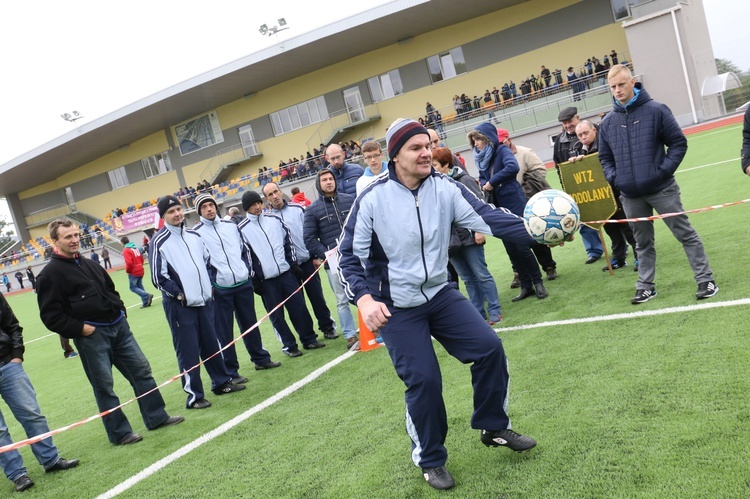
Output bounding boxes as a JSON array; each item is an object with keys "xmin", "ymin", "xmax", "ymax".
[{"xmin": 355, "ymin": 141, "xmax": 388, "ymax": 195}]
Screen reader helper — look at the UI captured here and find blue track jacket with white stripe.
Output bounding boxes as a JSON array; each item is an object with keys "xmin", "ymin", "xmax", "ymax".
[
  {"xmin": 238, "ymin": 212, "xmax": 296, "ymax": 280},
  {"xmin": 268, "ymin": 201, "xmax": 309, "ymax": 263},
  {"xmin": 150, "ymin": 222, "xmax": 213, "ymax": 306},
  {"xmin": 338, "ymin": 167, "xmax": 534, "ymax": 309},
  {"xmin": 193, "ymin": 216, "xmax": 251, "ymax": 287}
]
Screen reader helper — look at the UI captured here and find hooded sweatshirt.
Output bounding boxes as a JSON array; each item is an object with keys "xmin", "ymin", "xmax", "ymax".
[
  {"xmin": 303, "ymin": 170, "xmax": 355, "ymax": 268},
  {"xmin": 122, "ymin": 241, "xmax": 145, "ymax": 277}
]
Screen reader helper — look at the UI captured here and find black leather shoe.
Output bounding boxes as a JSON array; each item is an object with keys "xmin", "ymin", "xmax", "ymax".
[
  {"xmin": 153, "ymin": 415, "xmax": 185, "ymax": 430},
  {"xmin": 512, "ymin": 287, "xmax": 535, "ymax": 302},
  {"xmin": 14, "ymin": 476, "xmax": 33, "ymax": 492},
  {"xmin": 534, "ymin": 283, "xmax": 548, "ymax": 299},
  {"xmin": 46, "ymin": 458, "xmax": 80, "ymax": 473},
  {"xmin": 322, "ymin": 329, "xmax": 339, "ymax": 339},
  {"xmin": 255, "ymin": 361, "xmax": 281, "ymax": 370},
  {"xmin": 188, "ymin": 398, "xmax": 212, "ymax": 409},
  {"xmin": 585, "ymin": 255, "xmax": 601, "ymax": 264},
  {"xmin": 231, "ymin": 376, "xmax": 249, "ymax": 384},
  {"xmin": 303, "ymin": 341, "xmax": 326, "ymax": 350},
  {"xmin": 118, "ymin": 433, "xmax": 143, "ymax": 445}
]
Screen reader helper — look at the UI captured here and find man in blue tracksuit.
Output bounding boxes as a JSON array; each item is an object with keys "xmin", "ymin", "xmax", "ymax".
[
  {"xmin": 326, "ymin": 143, "xmax": 363, "ymax": 196},
  {"xmin": 262, "ymin": 183, "xmax": 338, "ymax": 340},
  {"xmin": 192, "ymin": 193, "xmax": 281, "ymax": 375},
  {"xmin": 238, "ymin": 190, "xmax": 326, "ymax": 357},
  {"xmin": 338, "ymin": 118, "xmax": 539, "ymax": 490},
  {"xmin": 150, "ymin": 195, "xmax": 245, "ymax": 409}
]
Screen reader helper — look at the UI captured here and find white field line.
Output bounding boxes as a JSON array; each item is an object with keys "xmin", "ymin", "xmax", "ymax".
[
  {"xmin": 493, "ymin": 298, "xmax": 750, "ymax": 332},
  {"xmin": 97, "ymin": 349, "xmax": 357, "ymax": 499},
  {"xmin": 688, "ymin": 124, "xmax": 742, "ymax": 139},
  {"xmin": 676, "ymin": 157, "xmax": 739, "ymax": 174},
  {"xmin": 101, "ymin": 297, "xmax": 749, "ymax": 497}
]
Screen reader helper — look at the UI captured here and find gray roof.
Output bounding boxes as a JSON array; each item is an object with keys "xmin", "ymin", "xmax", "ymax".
[{"xmin": 0, "ymin": 0, "xmax": 523, "ymax": 196}]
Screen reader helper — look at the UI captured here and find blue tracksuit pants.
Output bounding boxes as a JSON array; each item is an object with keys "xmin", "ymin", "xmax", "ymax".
[
  {"xmin": 260, "ymin": 271, "xmax": 318, "ymax": 351},
  {"xmin": 299, "ymin": 259, "xmax": 335, "ymax": 332},
  {"xmin": 213, "ymin": 280, "xmax": 272, "ymax": 371},
  {"xmin": 162, "ymin": 298, "xmax": 233, "ymax": 407},
  {"xmin": 378, "ymin": 286, "xmax": 512, "ymax": 468}
]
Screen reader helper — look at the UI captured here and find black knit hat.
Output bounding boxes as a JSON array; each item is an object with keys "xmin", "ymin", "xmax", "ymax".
[
  {"xmin": 241, "ymin": 190, "xmax": 263, "ymax": 212},
  {"xmin": 157, "ymin": 195, "xmax": 181, "ymax": 218}
]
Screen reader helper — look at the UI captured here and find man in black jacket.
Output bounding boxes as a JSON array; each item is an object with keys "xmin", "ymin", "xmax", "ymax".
[
  {"xmin": 36, "ymin": 219, "xmax": 183, "ymax": 446},
  {"xmin": 0, "ymin": 293, "xmax": 79, "ymax": 492},
  {"xmin": 599, "ymin": 65, "xmax": 717, "ymax": 304},
  {"xmin": 303, "ymin": 170, "xmax": 359, "ymax": 350}
]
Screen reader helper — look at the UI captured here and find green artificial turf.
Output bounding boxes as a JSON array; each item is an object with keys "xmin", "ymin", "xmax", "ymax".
[{"xmin": 1, "ymin": 123, "xmax": 748, "ymax": 497}]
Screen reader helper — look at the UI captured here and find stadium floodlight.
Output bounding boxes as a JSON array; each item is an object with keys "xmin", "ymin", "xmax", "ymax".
[
  {"xmin": 61, "ymin": 111, "xmax": 84, "ymax": 123},
  {"xmin": 259, "ymin": 19, "xmax": 290, "ymax": 37}
]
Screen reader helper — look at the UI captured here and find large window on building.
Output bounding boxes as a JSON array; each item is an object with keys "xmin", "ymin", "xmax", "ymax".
[
  {"xmin": 270, "ymin": 97, "xmax": 328, "ymax": 136},
  {"xmin": 238, "ymin": 124, "xmax": 258, "ymax": 157},
  {"xmin": 174, "ymin": 111, "xmax": 224, "ymax": 156},
  {"xmin": 367, "ymin": 70, "xmax": 404, "ymax": 102},
  {"xmin": 141, "ymin": 151, "xmax": 173, "ymax": 179},
  {"xmin": 427, "ymin": 47, "xmax": 467, "ymax": 84},
  {"xmin": 108, "ymin": 167, "xmax": 129, "ymax": 190}
]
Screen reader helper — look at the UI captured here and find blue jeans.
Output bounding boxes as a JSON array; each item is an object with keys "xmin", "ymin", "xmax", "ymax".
[
  {"xmin": 0, "ymin": 362, "xmax": 60, "ymax": 481},
  {"xmin": 449, "ymin": 244, "xmax": 501, "ymax": 321},
  {"xmin": 128, "ymin": 274, "xmax": 151, "ymax": 305},
  {"xmin": 579, "ymin": 224, "xmax": 604, "ymax": 258},
  {"xmin": 74, "ymin": 320, "xmax": 169, "ymax": 443},
  {"xmin": 325, "ymin": 266, "xmax": 357, "ymax": 339}
]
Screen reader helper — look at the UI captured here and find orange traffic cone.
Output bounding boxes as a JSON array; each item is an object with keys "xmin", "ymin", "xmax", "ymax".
[{"xmin": 358, "ymin": 311, "xmax": 384, "ymax": 352}]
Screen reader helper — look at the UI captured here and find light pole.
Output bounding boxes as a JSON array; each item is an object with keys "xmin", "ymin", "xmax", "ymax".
[
  {"xmin": 259, "ymin": 18, "xmax": 289, "ymax": 44},
  {"xmin": 61, "ymin": 110, "xmax": 84, "ymax": 123}
]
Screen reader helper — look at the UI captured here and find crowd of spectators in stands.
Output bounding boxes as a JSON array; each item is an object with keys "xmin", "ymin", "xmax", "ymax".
[{"xmin": 431, "ymin": 50, "xmax": 624, "ymax": 122}]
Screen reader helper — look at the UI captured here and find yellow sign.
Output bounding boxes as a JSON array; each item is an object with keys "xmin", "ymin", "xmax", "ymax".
[{"xmin": 559, "ymin": 153, "xmax": 617, "ymax": 230}]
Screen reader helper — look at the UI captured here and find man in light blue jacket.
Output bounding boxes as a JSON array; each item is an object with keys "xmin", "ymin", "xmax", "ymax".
[
  {"xmin": 238, "ymin": 191, "xmax": 326, "ymax": 358},
  {"xmin": 192, "ymin": 193, "xmax": 280, "ymax": 376},
  {"xmin": 150, "ymin": 196, "xmax": 245, "ymax": 410},
  {"xmin": 338, "ymin": 119, "xmax": 538, "ymax": 490}
]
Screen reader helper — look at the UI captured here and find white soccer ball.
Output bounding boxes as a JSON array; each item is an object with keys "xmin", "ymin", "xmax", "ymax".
[{"xmin": 523, "ymin": 189, "xmax": 581, "ymax": 245}]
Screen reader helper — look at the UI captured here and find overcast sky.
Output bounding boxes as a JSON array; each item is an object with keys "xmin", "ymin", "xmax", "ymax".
[{"xmin": 0, "ymin": 0, "xmax": 747, "ymax": 224}]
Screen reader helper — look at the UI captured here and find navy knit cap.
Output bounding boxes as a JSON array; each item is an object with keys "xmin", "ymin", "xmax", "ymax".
[
  {"xmin": 386, "ymin": 118, "xmax": 430, "ymax": 160},
  {"xmin": 157, "ymin": 195, "xmax": 181, "ymax": 218}
]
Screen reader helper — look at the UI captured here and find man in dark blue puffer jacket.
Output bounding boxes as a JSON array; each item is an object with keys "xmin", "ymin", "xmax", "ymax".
[{"xmin": 599, "ymin": 64, "xmax": 718, "ymax": 304}]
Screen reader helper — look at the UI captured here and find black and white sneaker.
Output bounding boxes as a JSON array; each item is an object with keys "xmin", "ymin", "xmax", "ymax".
[
  {"xmin": 212, "ymin": 382, "xmax": 246, "ymax": 395},
  {"xmin": 696, "ymin": 280, "xmax": 718, "ymax": 300},
  {"xmin": 631, "ymin": 288, "xmax": 657, "ymax": 304},
  {"xmin": 480, "ymin": 429, "xmax": 537, "ymax": 451},
  {"xmin": 421, "ymin": 466, "xmax": 454, "ymax": 490}
]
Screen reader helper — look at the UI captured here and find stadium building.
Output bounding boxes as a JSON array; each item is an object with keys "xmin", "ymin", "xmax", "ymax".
[{"xmin": 0, "ymin": 0, "xmax": 723, "ymax": 253}]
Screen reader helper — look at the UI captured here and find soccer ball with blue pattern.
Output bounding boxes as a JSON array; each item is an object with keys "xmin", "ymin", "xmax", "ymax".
[{"xmin": 523, "ymin": 189, "xmax": 580, "ymax": 245}]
